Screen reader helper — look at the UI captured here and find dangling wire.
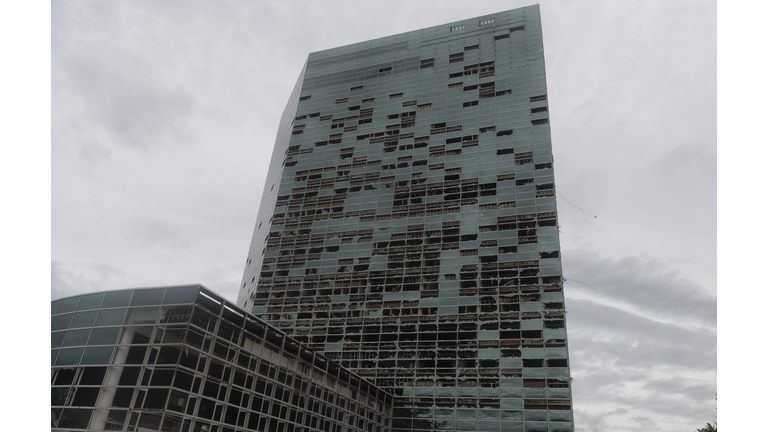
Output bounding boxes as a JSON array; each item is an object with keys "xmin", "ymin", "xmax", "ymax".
[{"xmin": 558, "ymin": 192, "xmax": 597, "ymax": 218}]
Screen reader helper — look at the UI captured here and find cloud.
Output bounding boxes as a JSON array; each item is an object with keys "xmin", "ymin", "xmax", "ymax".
[
  {"xmin": 124, "ymin": 219, "xmax": 192, "ymax": 251},
  {"xmin": 51, "ymin": 260, "xmax": 129, "ymax": 300},
  {"xmin": 565, "ymin": 271, "xmax": 716, "ymax": 431},
  {"xmin": 53, "ymin": 1, "xmax": 198, "ymax": 151},
  {"xmin": 563, "ymin": 249, "xmax": 716, "ymax": 329}
]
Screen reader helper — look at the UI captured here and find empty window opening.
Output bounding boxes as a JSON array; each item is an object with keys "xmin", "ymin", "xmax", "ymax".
[{"xmin": 449, "ymin": 53, "xmax": 464, "ymax": 63}]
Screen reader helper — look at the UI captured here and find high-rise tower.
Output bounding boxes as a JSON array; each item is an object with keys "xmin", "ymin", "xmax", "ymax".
[{"xmin": 239, "ymin": 5, "xmax": 574, "ymax": 431}]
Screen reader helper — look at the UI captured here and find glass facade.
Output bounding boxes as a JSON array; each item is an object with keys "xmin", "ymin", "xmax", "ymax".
[
  {"xmin": 238, "ymin": 5, "xmax": 574, "ymax": 432},
  {"xmin": 51, "ymin": 285, "xmax": 393, "ymax": 432}
]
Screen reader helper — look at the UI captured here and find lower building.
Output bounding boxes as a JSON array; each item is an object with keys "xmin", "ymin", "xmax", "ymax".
[{"xmin": 51, "ymin": 285, "xmax": 394, "ymax": 432}]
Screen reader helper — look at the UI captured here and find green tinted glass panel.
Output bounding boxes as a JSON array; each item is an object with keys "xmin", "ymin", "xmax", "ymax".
[
  {"xmin": 56, "ymin": 297, "xmax": 80, "ymax": 314},
  {"xmin": 70, "ymin": 311, "xmax": 99, "ymax": 328},
  {"xmin": 52, "ymin": 331, "xmax": 66, "ymax": 348},
  {"xmin": 501, "ymin": 422, "xmax": 524, "ymax": 432},
  {"xmin": 55, "ymin": 347, "xmax": 84, "ymax": 366},
  {"xmin": 124, "ymin": 307, "xmax": 159, "ymax": 325},
  {"xmin": 63, "ymin": 329, "xmax": 91, "ymax": 347},
  {"xmin": 162, "ymin": 286, "xmax": 199, "ymax": 304},
  {"xmin": 52, "ymin": 314, "xmax": 73, "ymax": 331},
  {"xmin": 51, "ymin": 349, "xmax": 59, "ymax": 365},
  {"xmin": 549, "ymin": 424, "xmax": 573, "ymax": 432},
  {"xmin": 88, "ymin": 327, "xmax": 121, "ymax": 345},
  {"xmin": 130, "ymin": 288, "xmax": 165, "ymax": 306},
  {"xmin": 51, "ymin": 300, "xmax": 60, "ymax": 315},
  {"xmin": 479, "ymin": 410, "xmax": 500, "ymax": 420},
  {"xmin": 524, "ymin": 411, "xmax": 547, "ymax": 421},
  {"xmin": 548, "ymin": 411, "xmax": 572, "ymax": 422},
  {"xmin": 76, "ymin": 293, "xmax": 105, "ymax": 311},
  {"xmin": 81, "ymin": 347, "xmax": 114, "ymax": 365},
  {"xmin": 525, "ymin": 423, "xmax": 549, "ymax": 432},
  {"xmin": 95, "ymin": 308, "xmax": 127, "ymax": 326},
  {"xmin": 455, "ymin": 420, "xmax": 476, "ymax": 430},
  {"xmin": 501, "ymin": 411, "xmax": 523, "ymax": 421},
  {"xmin": 102, "ymin": 290, "xmax": 133, "ymax": 308}
]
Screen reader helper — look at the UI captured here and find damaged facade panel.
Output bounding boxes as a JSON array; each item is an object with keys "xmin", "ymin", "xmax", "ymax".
[{"xmin": 239, "ymin": 5, "xmax": 573, "ymax": 432}]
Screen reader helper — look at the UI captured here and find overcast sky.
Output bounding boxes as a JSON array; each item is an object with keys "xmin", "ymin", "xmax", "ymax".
[{"xmin": 51, "ymin": 1, "xmax": 716, "ymax": 431}]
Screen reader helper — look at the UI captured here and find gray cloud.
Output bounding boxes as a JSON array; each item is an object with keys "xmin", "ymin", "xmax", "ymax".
[
  {"xmin": 124, "ymin": 219, "xmax": 192, "ymax": 251},
  {"xmin": 53, "ymin": 1, "xmax": 199, "ymax": 151},
  {"xmin": 52, "ymin": 260, "xmax": 129, "ymax": 300},
  {"xmin": 561, "ymin": 247, "xmax": 715, "ymax": 431},
  {"xmin": 567, "ymin": 297, "xmax": 716, "ymax": 431},
  {"xmin": 563, "ymin": 249, "xmax": 716, "ymax": 328},
  {"xmin": 55, "ymin": 46, "xmax": 197, "ymax": 149}
]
